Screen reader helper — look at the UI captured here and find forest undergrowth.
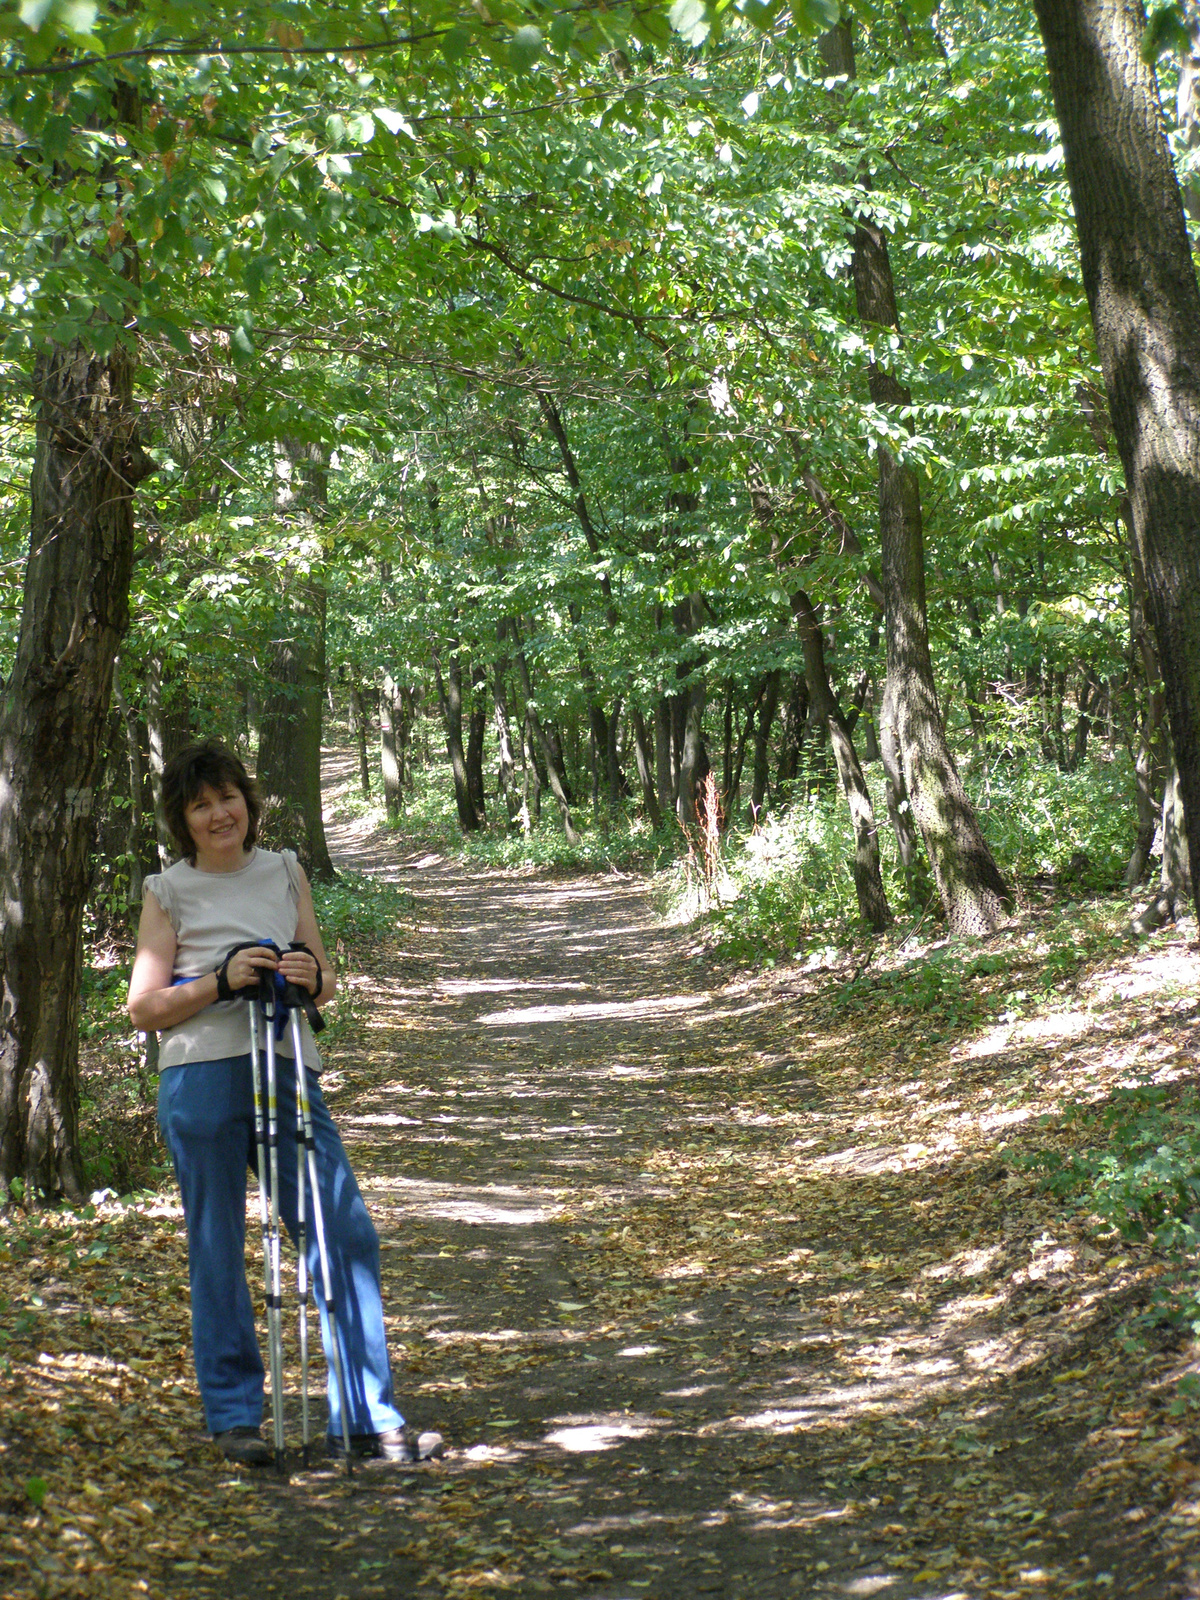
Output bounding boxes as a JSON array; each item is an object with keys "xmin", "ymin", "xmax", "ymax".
[{"xmin": 3, "ymin": 761, "xmax": 1200, "ymax": 1598}]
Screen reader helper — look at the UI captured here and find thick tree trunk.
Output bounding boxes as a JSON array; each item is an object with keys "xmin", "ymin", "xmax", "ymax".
[
  {"xmin": 1033, "ymin": 0, "xmax": 1200, "ymax": 925},
  {"xmin": 1134, "ymin": 762, "xmax": 1193, "ymax": 930},
  {"xmin": 676, "ymin": 682, "xmax": 708, "ymax": 830},
  {"xmin": 792, "ymin": 589, "xmax": 892, "ymax": 930},
  {"xmin": 776, "ymin": 673, "xmax": 810, "ymax": 786},
  {"xmin": 431, "ymin": 644, "xmax": 483, "ymax": 832},
  {"xmin": 879, "ymin": 673, "xmax": 927, "ymax": 903},
  {"xmin": 257, "ymin": 440, "xmax": 335, "ymax": 881},
  {"xmin": 0, "ymin": 333, "xmax": 150, "ymax": 1200}
]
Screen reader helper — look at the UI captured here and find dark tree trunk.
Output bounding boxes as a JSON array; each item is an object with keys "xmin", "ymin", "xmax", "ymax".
[
  {"xmin": 776, "ymin": 673, "xmax": 809, "ymax": 786},
  {"xmin": 655, "ymin": 698, "xmax": 677, "ymax": 813},
  {"xmin": 466, "ymin": 666, "xmax": 488, "ymax": 821},
  {"xmin": 431, "ymin": 644, "xmax": 483, "ymax": 833},
  {"xmin": 792, "ymin": 589, "xmax": 892, "ymax": 930},
  {"xmin": 348, "ymin": 677, "xmax": 372, "ymax": 798},
  {"xmin": 257, "ymin": 440, "xmax": 335, "ymax": 881},
  {"xmin": 0, "ymin": 330, "xmax": 151, "ymax": 1200},
  {"xmin": 676, "ymin": 682, "xmax": 709, "ymax": 830},
  {"xmin": 630, "ymin": 707, "xmax": 663, "ymax": 829},
  {"xmin": 751, "ymin": 670, "xmax": 782, "ymax": 819},
  {"xmin": 1033, "ymin": 0, "xmax": 1200, "ymax": 925}
]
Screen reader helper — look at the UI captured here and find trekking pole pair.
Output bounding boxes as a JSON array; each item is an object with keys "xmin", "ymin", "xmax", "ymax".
[{"xmin": 227, "ymin": 940, "xmax": 354, "ymax": 1478}]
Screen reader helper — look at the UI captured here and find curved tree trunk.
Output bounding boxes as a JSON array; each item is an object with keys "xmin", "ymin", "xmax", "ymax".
[
  {"xmin": 1033, "ymin": 0, "xmax": 1200, "ymax": 927},
  {"xmin": 819, "ymin": 17, "xmax": 1010, "ymax": 937},
  {"xmin": 0, "ymin": 331, "xmax": 150, "ymax": 1200}
]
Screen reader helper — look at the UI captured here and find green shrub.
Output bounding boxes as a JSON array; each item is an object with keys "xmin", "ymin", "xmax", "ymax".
[{"xmin": 1029, "ymin": 1084, "xmax": 1200, "ymax": 1337}]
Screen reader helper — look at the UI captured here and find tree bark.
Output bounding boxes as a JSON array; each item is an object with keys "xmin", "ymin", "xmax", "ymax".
[
  {"xmin": 257, "ymin": 439, "xmax": 335, "ymax": 881},
  {"xmin": 792, "ymin": 588, "xmax": 892, "ymax": 930},
  {"xmin": 145, "ymin": 654, "xmax": 192, "ymax": 868},
  {"xmin": 466, "ymin": 665, "xmax": 488, "ymax": 821},
  {"xmin": 820, "ymin": 17, "xmax": 1010, "ymax": 937},
  {"xmin": 1033, "ymin": 0, "xmax": 1200, "ymax": 925},
  {"xmin": 630, "ymin": 707, "xmax": 663, "ymax": 828},
  {"xmin": 347, "ymin": 676, "xmax": 372, "ymax": 798},
  {"xmin": 751, "ymin": 670, "xmax": 782, "ymax": 820},
  {"xmin": 0, "ymin": 328, "xmax": 151, "ymax": 1199},
  {"xmin": 431, "ymin": 642, "xmax": 483, "ymax": 833}
]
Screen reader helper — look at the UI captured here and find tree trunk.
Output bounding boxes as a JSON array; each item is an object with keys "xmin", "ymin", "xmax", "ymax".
[
  {"xmin": 821, "ymin": 17, "xmax": 1010, "ymax": 936},
  {"xmin": 655, "ymin": 698, "xmax": 677, "ymax": 813},
  {"xmin": 792, "ymin": 588, "xmax": 892, "ymax": 930},
  {"xmin": 776, "ymin": 673, "xmax": 809, "ymax": 786},
  {"xmin": 431, "ymin": 643, "xmax": 483, "ymax": 833},
  {"xmin": 879, "ymin": 672, "xmax": 928, "ymax": 904},
  {"xmin": 751, "ymin": 670, "xmax": 782, "ymax": 820},
  {"xmin": 510, "ymin": 623, "xmax": 580, "ymax": 844},
  {"xmin": 1134, "ymin": 762, "xmax": 1194, "ymax": 931},
  {"xmin": 493, "ymin": 657, "xmax": 521, "ymax": 824},
  {"xmin": 629, "ymin": 707, "xmax": 662, "ymax": 828},
  {"xmin": 145, "ymin": 654, "xmax": 193, "ymax": 868},
  {"xmin": 466, "ymin": 666, "xmax": 488, "ymax": 821},
  {"xmin": 257, "ymin": 439, "xmax": 335, "ymax": 881},
  {"xmin": 380, "ymin": 673, "xmax": 403, "ymax": 822},
  {"xmin": 348, "ymin": 677, "xmax": 372, "ymax": 798},
  {"xmin": 1033, "ymin": 0, "xmax": 1200, "ymax": 926},
  {"xmin": 0, "ymin": 330, "xmax": 150, "ymax": 1200}
]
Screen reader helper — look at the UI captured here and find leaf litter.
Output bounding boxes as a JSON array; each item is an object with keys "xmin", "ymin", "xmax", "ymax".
[{"xmin": 3, "ymin": 823, "xmax": 1200, "ymax": 1599}]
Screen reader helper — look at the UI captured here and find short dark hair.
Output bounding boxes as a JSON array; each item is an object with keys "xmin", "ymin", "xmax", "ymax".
[{"xmin": 161, "ymin": 739, "xmax": 261, "ymax": 864}]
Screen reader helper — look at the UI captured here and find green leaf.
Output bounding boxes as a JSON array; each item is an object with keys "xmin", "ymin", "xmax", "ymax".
[
  {"xmin": 1142, "ymin": 4, "xmax": 1190, "ymax": 63},
  {"xmin": 668, "ymin": 0, "xmax": 711, "ymax": 47},
  {"xmin": 201, "ymin": 175, "xmax": 227, "ymax": 206},
  {"xmin": 25, "ymin": 1477, "xmax": 47, "ymax": 1509},
  {"xmin": 230, "ymin": 325, "xmax": 254, "ymax": 361},
  {"xmin": 548, "ymin": 13, "xmax": 575, "ymax": 50},
  {"xmin": 509, "ymin": 24, "xmax": 543, "ymax": 73},
  {"xmin": 440, "ymin": 25, "xmax": 469, "ymax": 64}
]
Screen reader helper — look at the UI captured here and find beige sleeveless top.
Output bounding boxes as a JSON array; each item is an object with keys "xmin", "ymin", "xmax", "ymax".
[{"xmin": 144, "ymin": 848, "xmax": 321, "ymax": 1071}]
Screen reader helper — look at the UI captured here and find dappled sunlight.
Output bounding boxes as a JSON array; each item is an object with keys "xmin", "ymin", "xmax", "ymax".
[{"xmin": 477, "ymin": 994, "xmax": 711, "ymax": 1025}]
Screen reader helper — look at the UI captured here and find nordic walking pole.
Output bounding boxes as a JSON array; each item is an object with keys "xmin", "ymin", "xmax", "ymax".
[
  {"xmin": 248, "ymin": 992, "xmax": 287, "ymax": 1475},
  {"xmin": 292, "ymin": 1020, "xmax": 311, "ymax": 1469},
  {"xmin": 285, "ymin": 997, "xmax": 354, "ymax": 1478},
  {"xmin": 260, "ymin": 973, "xmax": 288, "ymax": 1475}
]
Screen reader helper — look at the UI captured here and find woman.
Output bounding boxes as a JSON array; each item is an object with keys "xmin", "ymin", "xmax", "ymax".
[{"xmin": 128, "ymin": 738, "xmax": 438, "ymax": 1468}]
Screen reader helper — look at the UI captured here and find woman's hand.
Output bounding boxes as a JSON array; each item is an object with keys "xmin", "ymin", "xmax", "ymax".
[
  {"xmin": 278, "ymin": 945, "xmax": 321, "ymax": 996},
  {"xmin": 224, "ymin": 943, "xmax": 282, "ymax": 993}
]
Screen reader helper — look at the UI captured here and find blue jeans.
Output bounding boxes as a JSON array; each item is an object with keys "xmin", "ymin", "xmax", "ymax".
[{"xmin": 158, "ymin": 1054, "xmax": 406, "ymax": 1439}]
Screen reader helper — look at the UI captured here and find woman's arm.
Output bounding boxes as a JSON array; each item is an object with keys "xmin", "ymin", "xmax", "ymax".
[
  {"xmin": 279, "ymin": 865, "xmax": 337, "ymax": 1005},
  {"xmin": 126, "ymin": 893, "xmax": 282, "ymax": 1032}
]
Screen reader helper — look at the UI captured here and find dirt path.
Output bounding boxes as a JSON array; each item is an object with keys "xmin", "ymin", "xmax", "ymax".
[
  {"xmin": 208, "ymin": 795, "xmax": 1188, "ymax": 1600},
  {"xmin": 6, "ymin": 775, "xmax": 1198, "ymax": 1600}
]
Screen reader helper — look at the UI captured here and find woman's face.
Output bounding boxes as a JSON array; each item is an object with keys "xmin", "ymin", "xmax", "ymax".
[{"xmin": 184, "ymin": 780, "xmax": 250, "ymax": 863}]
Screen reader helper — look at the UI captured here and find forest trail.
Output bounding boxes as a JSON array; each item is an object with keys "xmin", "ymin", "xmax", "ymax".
[
  {"xmin": 6, "ymin": 762, "xmax": 1198, "ymax": 1600},
  {"xmin": 202, "ymin": 768, "xmax": 1184, "ymax": 1600}
]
